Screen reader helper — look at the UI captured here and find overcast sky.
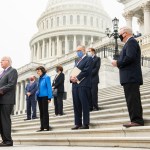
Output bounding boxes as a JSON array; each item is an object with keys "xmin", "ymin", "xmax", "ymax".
[{"xmin": 0, "ymin": 0, "xmax": 138, "ymax": 69}]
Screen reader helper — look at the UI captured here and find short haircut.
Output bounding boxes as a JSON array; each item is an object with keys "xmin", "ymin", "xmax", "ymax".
[
  {"xmin": 1, "ymin": 56, "xmax": 12, "ymax": 66},
  {"xmin": 77, "ymin": 45, "xmax": 85, "ymax": 51},
  {"xmin": 56, "ymin": 65, "xmax": 63, "ymax": 72},
  {"xmin": 89, "ymin": 48, "xmax": 96, "ymax": 53},
  {"xmin": 120, "ymin": 26, "xmax": 133, "ymax": 35},
  {"xmin": 36, "ymin": 66, "xmax": 47, "ymax": 74}
]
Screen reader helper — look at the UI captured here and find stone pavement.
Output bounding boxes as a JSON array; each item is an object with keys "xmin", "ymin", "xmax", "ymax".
[{"xmin": 1, "ymin": 146, "xmax": 149, "ymax": 150}]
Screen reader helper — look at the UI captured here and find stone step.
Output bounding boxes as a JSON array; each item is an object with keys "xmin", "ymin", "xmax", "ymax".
[
  {"xmin": 13, "ymin": 137, "xmax": 150, "ymax": 148},
  {"xmin": 12, "ymin": 126, "xmax": 150, "ymax": 138},
  {"xmin": 12, "ymin": 91, "xmax": 150, "ymax": 121},
  {"xmin": 12, "ymin": 118, "xmax": 150, "ymax": 133},
  {"xmin": 12, "ymin": 105, "xmax": 150, "ymax": 128}
]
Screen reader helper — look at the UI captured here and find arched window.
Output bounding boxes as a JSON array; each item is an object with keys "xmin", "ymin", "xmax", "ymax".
[
  {"xmin": 77, "ymin": 15, "xmax": 80, "ymax": 24},
  {"xmin": 70, "ymin": 15, "xmax": 73, "ymax": 24},
  {"xmin": 84, "ymin": 16, "xmax": 87, "ymax": 25},
  {"xmin": 90, "ymin": 17, "xmax": 93, "ymax": 26},
  {"xmin": 57, "ymin": 17, "xmax": 59, "ymax": 26},
  {"xmin": 63, "ymin": 16, "xmax": 66, "ymax": 25}
]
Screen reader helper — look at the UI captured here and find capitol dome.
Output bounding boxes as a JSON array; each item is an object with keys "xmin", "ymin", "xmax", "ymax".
[{"xmin": 30, "ymin": 0, "xmax": 111, "ymax": 63}]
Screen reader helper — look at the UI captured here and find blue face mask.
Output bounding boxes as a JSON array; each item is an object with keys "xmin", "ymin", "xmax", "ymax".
[{"xmin": 77, "ymin": 51, "xmax": 83, "ymax": 58}]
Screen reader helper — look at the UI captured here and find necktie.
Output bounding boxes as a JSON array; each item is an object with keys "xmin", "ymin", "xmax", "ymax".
[
  {"xmin": 76, "ymin": 58, "xmax": 82, "ymax": 66},
  {"xmin": 0, "ymin": 70, "xmax": 6, "ymax": 78}
]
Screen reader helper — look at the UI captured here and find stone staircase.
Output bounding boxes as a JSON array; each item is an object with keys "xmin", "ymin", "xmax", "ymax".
[{"xmin": 11, "ymin": 77, "xmax": 150, "ymax": 148}]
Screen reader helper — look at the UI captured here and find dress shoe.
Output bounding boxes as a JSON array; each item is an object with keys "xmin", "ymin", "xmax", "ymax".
[
  {"xmin": 0, "ymin": 142, "xmax": 13, "ymax": 146},
  {"xmin": 71, "ymin": 125, "xmax": 82, "ymax": 130},
  {"xmin": 93, "ymin": 108, "xmax": 99, "ymax": 111},
  {"xmin": 36, "ymin": 129, "xmax": 44, "ymax": 132},
  {"xmin": 32, "ymin": 117, "xmax": 38, "ymax": 120},
  {"xmin": 46, "ymin": 126, "xmax": 52, "ymax": 131},
  {"xmin": 123, "ymin": 122, "xmax": 144, "ymax": 128},
  {"xmin": 79, "ymin": 125, "xmax": 89, "ymax": 129},
  {"xmin": 24, "ymin": 118, "xmax": 31, "ymax": 121}
]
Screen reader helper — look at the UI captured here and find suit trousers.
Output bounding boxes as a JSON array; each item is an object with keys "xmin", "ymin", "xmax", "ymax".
[
  {"xmin": 123, "ymin": 83, "xmax": 144, "ymax": 125},
  {"xmin": 0, "ymin": 104, "xmax": 14, "ymax": 142},
  {"xmin": 89, "ymin": 83, "xmax": 99, "ymax": 110},
  {"xmin": 38, "ymin": 97, "xmax": 49, "ymax": 129},
  {"xmin": 26, "ymin": 98, "xmax": 37, "ymax": 119},
  {"xmin": 72, "ymin": 86, "xmax": 90, "ymax": 126},
  {"xmin": 54, "ymin": 93, "xmax": 63, "ymax": 115}
]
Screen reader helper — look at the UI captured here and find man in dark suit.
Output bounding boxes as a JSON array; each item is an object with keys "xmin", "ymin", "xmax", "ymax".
[
  {"xmin": 25, "ymin": 75, "xmax": 38, "ymax": 120},
  {"xmin": 112, "ymin": 26, "xmax": 144, "ymax": 128},
  {"xmin": 87, "ymin": 48, "xmax": 101, "ymax": 111},
  {"xmin": 70, "ymin": 45, "xmax": 93, "ymax": 130},
  {"xmin": 0, "ymin": 56, "xmax": 18, "ymax": 146}
]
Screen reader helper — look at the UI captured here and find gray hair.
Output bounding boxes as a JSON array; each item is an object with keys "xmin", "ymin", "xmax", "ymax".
[
  {"xmin": 77, "ymin": 45, "xmax": 86, "ymax": 50},
  {"xmin": 120, "ymin": 26, "xmax": 133, "ymax": 35},
  {"xmin": 1, "ymin": 56, "xmax": 12, "ymax": 66}
]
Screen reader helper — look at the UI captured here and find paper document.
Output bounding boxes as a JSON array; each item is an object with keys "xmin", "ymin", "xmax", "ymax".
[
  {"xmin": 70, "ymin": 67, "xmax": 85, "ymax": 84},
  {"xmin": 70, "ymin": 67, "xmax": 81, "ymax": 77},
  {"xmin": 108, "ymin": 56, "xmax": 113, "ymax": 62}
]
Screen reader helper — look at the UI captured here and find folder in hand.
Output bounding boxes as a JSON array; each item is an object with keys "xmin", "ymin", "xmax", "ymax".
[{"xmin": 70, "ymin": 67, "xmax": 85, "ymax": 84}]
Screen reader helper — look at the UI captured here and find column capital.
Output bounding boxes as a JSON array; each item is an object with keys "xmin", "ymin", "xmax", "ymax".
[
  {"xmin": 122, "ymin": 11, "xmax": 134, "ymax": 19},
  {"xmin": 141, "ymin": 1, "xmax": 150, "ymax": 12}
]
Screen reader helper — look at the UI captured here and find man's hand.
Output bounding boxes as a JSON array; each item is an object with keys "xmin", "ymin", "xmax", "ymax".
[
  {"xmin": 27, "ymin": 92, "xmax": 31, "ymax": 97},
  {"xmin": 0, "ymin": 90, "xmax": 3, "ymax": 95},
  {"xmin": 70, "ymin": 76, "xmax": 78, "ymax": 83},
  {"xmin": 112, "ymin": 60, "xmax": 117, "ymax": 67},
  {"xmin": 48, "ymin": 100, "xmax": 51, "ymax": 103}
]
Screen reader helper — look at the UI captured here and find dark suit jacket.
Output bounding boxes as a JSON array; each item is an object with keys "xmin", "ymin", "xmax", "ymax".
[
  {"xmin": 25, "ymin": 81, "xmax": 38, "ymax": 100},
  {"xmin": 91, "ymin": 56, "xmax": 101, "ymax": 84},
  {"xmin": 117, "ymin": 37, "xmax": 143, "ymax": 85},
  {"xmin": 52, "ymin": 72, "xmax": 65, "ymax": 93},
  {"xmin": 0, "ymin": 67, "xmax": 18, "ymax": 104},
  {"xmin": 72, "ymin": 56, "xmax": 93, "ymax": 88}
]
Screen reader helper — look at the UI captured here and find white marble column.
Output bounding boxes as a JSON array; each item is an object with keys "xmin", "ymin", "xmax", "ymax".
[
  {"xmin": 57, "ymin": 36, "xmax": 60, "ymax": 56},
  {"xmin": 15, "ymin": 83, "xmax": 19, "ymax": 115},
  {"xmin": 52, "ymin": 40, "xmax": 55, "ymax": 56},
  {"xmin": 42, "ymin": 39, "xmax": 45, "ymax": 59},
  {"xmin": 65, "ymin": 35, "xmax": 69, "ymax": 54},
  {"xmin": 33, "ymin": 44, "xmax": 36, "ymax": 61},
  {"xmin": 73, "ymin": 35, "xmax": 77, "ymax": 51},
  {"xmin": 82, "ymin": 35, "xmax": 85, "ymax": 46},
  {"xmin": 37, "ymin": 42, "xmax": 40, "ymax": 60},
  {"xmin": 23, "ymin": 80, "xmax": 28, "ymax": 113},
  {"xmin": 137, "ymin": 17, "xmax": 144, "ymax": 35},
  {"xmin": 122, "ymin": 11, "xmax": 133, "ymax": 29},
  {"xmin": 49, "ymin": 37, "xmax": 52, "ymax": 57},
  {"xmin": 142, "ymin": 2, "xmax": 150, "ymax": 35},
  {"xmin": 19, "ymin": 81, "xmax": 24, "ymax": 114}
]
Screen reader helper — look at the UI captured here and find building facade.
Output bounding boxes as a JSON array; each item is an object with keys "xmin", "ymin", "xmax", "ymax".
[
  {"xmin": 14, "ymin": 0, "xmax": 112, "ymax": 115},
  {"xmin": 14, "ymin": 0, "xmax": 150, "ymax": 115}
]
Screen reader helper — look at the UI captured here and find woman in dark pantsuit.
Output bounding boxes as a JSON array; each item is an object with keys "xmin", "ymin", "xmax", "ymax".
[{"xmin": 52, "ymin": 65, "xmax": 65, "ymax": 116}]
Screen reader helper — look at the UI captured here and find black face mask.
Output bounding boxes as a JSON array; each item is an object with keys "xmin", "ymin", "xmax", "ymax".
[{"xmin": 119, "ymin": 34, "xmax": 124, "ymax": 41}]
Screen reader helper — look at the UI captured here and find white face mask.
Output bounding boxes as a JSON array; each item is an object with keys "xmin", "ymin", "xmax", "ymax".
[{"xmin": 87, "ymin": 51, "xmax": 92, "ymax": 57}]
